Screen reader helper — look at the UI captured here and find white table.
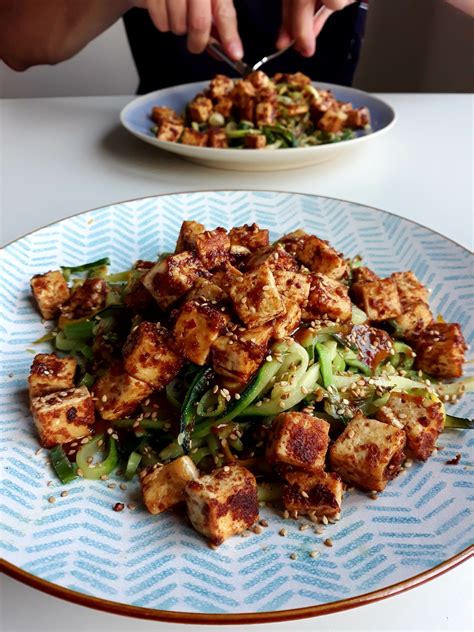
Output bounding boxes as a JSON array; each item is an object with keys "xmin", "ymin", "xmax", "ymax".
[{"xmin": 0, "ymin": 94, "xmax": 473, "ymax": 632}]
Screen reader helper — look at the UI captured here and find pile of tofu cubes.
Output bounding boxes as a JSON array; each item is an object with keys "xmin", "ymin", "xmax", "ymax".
[{"xmin": 28, "ymin": 219, "xmax": 466, "ymax": 545}]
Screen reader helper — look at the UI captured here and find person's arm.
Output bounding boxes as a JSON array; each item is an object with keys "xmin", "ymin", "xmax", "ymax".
[{"xmin": 0, "ymin": 0, "xmax": 132, "ymax": 70}]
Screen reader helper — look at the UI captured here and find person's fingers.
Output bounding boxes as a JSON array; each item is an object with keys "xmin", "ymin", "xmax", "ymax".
[
  {"xmin": 187, "ymin": 0, "xmax": 212, "ymax": 54},
  {"xmin": 212, "ymin": 0, "xmax": 243, "ymax": 59},
  {"xmin": 321, "ymin": 0, "xmax": 354, "ymax": 10},
  {"xmin": 167, "ymin": 0, "xmax": 187, "ymax": 35},
  {"xmin": 312, "ymin": 5, "xmax": 334, "ymax": 39},
  {"xmin": 292, "ymin": 0, "xmax": 317, "ymax": 56},
  {"xmin": 276, "ymin": 0, "xmax": 292, "ymax": 50},
  {"xmin": 146, "ymin": 0, "xmax": 170, "ymax": 32}
]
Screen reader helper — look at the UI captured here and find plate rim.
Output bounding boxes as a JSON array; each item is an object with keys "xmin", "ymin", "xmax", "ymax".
[
  {"xmin": 119, "ymin": 80, "xmax": 397, "ymax": 156},
  {"xmin": 1, "ymin": 189, "xmax": 472, "ymax": 623}
]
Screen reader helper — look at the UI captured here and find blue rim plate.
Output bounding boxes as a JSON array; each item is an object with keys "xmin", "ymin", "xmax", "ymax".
[
  {"xmin": 120, "ymin": 82, "xmax": 396, "ymax": 171},
  {"xmin": 1, "ymin": 191, "xmax": 472, "ymax": 623}
]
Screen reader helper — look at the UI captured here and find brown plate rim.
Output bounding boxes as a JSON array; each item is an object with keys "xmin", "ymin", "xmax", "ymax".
[{"xmin": 1, "ymin": 189, "xmax": 472, "ymax": 624}]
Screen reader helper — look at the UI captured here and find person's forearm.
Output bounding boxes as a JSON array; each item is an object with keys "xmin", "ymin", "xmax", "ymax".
[{"xmin": 0, "ymin": 0, "xmax": 132, "ymax": 70}]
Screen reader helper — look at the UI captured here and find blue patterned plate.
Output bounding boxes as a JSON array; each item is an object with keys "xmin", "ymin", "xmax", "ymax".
[
  {"xmin": 1, "ymin": 192, "xmax": 472, "ymax": 624},
  {"xmin": 120, "ymin": 81, "xmax": 395, "ymax": 171}
]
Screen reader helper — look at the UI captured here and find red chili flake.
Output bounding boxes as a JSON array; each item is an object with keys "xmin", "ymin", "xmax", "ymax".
[
  {"xmin": 445, "ymin": 453, "xmax": 461, "ymax": 465},
  {"xmin": 113, "ymin": 502, "xmax": 125, "ymax": 512}
]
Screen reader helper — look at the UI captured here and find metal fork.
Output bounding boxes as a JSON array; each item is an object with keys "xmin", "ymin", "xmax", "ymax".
[{"xmin": 207, "ymin": 5, "xmax": 332, "ymax": 78}]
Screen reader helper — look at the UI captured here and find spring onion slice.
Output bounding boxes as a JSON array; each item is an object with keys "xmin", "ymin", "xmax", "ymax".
[
  {"xmin": 61, "ymin": 258, "xmax": 110, "ymax": 280},
  {"xmin": 63, "ymin": 320, "xmax": 95, "ymax": 340},
  {"xmin": 33, "ymin": 331, "xmax": 56, "ymax": 344},
  {"xmin": 79, "ymin": 372, "xmax": 95, "ymax": 389},
  {"xmin": 49, "ymin": 445, "xmax": 78, "ymax": 484},
  {"xmin": 75, "ymin": 434, "xmax": 118, "ymax": 480},
  {"xmin": 444, "ymin": 414, "xmax": 474, "ymax": 429},
  {"xmin": 124, "ymin": 451, "xmax": 142, "ymax": 480},
  {"xmin": 197, "ymin": 389, "xmax": 226, "ymax": 418},
  {"xmin": 179, "ymin": 366, "xmax": 214, "ymax": 452}
]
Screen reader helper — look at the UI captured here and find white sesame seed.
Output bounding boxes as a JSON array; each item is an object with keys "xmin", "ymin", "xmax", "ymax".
[
  {"xmin": 60, "ymin": 491, "xmax": 68, "ymax": 498},
  {"xmin": 48, "ymin": 496, "xmax": 56, "ymax": 504},
  {"xmin": 289, "ymin": 552, "xmax": 297, "ymax": 560},
  {"xmin": 323, "ymin": 538, "xmax": 333, "ymax": 548},
  {"xmin": 309, "ymin": 550, "xmax": 319, "ymax": 558},
  {"xmin": 279, "ymin": 528, "xmax": 287, "ymax": 537},
  {"xmin": 321, "ymin": 515, "xmax": 329, "ymax": 525}
]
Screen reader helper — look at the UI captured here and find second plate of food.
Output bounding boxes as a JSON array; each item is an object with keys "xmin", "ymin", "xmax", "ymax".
[
  {"xmin": 120, "ymin": 75, "xmax": 396, "ymax": 171},
  {"xmin": 1, "ymin": 191, "xmax": 472, "ymax": 624}
]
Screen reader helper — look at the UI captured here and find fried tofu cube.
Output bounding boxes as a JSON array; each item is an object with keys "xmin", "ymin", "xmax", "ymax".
[
  {"xmin": 123, "ymin": 322, "xmax": 182, "ymax": 388},
  {"xmin": 210, "ymin": 262, "xmax": 243, "ymax": 295},
  {"xmin": 346, "ymin": 106, "xmax": 370, "ymax": 129},
  {"xmin": 207, "ymin": 129, "xmax": 229, "ymax": 148},
  {"xmin": 317, "ymin": 108, "xmax": 348, "ymax": 133},
  {"xmin": 247, "ymin": 70, "xmax": 271, "ymax": 90},
  {"xmin": 157, "ymin": 119, "xmax": 184, "ymax": 142},
  {"xmin": 283, "ymin": 469, "xmax": 344, "ymax": 518},
  {"xmin": 272, "ymin": 301, "xmax": 302, "ymax": 339},
  {"xmin": 60, "ymin": 278, "xmax": 107, "ymax": 319},
  {"xmin": 286, "ymin": 103, "xmax": 309, "ymax": 117},
  {"xmin": 185, "ymin": 463, "xmax": 258, "ymax": 545},
  {"xmin": 244, "ymin": 134, "xmax": 266, "ymax": 149},
  {"xmin": 351, "ymin": 278, "xmax": 402, "ymax": 321},
  {"xmin": 151, "ymin": 106, "xmax": 182, "ymax": 125},
  {"xmin": 273, "ymin": 269, "xmax": 311, "ymax": 306},
  {"xmin": 310, "ymin": 96, "xmax": 336, "ymax": 124},
  {"xmin": 229, "ymin": 224, "xmax": 269, "ymax": 252},
  {"xmin": 142, "ymin": 252, "xmax": 206, "ymax": 310},
  {"xmin": 29, "ymin": 354, "xmax": 76, "ymax": 397},
  {"xmin": 186, "ymin": 277, "xmax": 228, "ymax": 303},
  {"xmin": 228, "ymin": 263, "xmax": 284, "ymax": 327},
  {"xmin": 188, "ymin": 96, "xmax": 213, "ymax": 123},
  {"xmin": 175, "ymin": 220, "xmax": 205, "ymax": 253},
  {"xmin": 30, "ymin": 270, "xmax": 70, "ymax": 320},
  {"xmin": 195, "ymin": 227, "xmax": 231, "ymax": 270},
  {"xmin": 352, "ymin": 266, "xmax": 379, "ymax": 284},
  {"xmin": 124, "ymin": 260, "xmax": 154, "ymax": 312},
  {"xmin": 230, "ymin": 80, "xmax": 256, "ymax": 105},
  {"xmin": 376, "ymin": 392, "xmax": 444, "ymax": 461},
  {"xmin": 393, "ymin": 302, "xmax": 433, "ymax": 339},
  {"xmin": 303, "ymin": 273, "xmax": 352, "ymax": 322},
  {"xmin": 266, "ymin": 413, "xmax": 330, "ymax": 472},
  {"xmin": 30, "ymin": 385, "xmax": 95, "ymax": 448},
  {"xmin": 255, "ymin": 102, "xmax": 275, "ymax": 126},
  {"xmin": 329, "ymin": 416, "xmax": 406, "ymax": 492},
  {"xmin": 92, "ymin": 362, "xmax": 152, "ymax": 420},
  {"xmin": 275, "ymin": 72, "xmax": 311, "ymax": 87},
  {"xmin": 212, "ymin": 324, "xmax": 272, "ymax": 383},
  {"xmin": 391, "ymin": 271, "xmax": 430, "ymax": 305},
  {"xmin": 208, "ymin": 74, "xmax": 234, "ymax": 98},
  {"xmin": 142, "ymin": 456, "xmax": 199, "ymax": 515},
  {"xmin": 180, "ymin": 128, "xmax": 208, "ymax": 147},
  {"xmin": 174, "ymin": 301, "xmax": 229, "ymax": 365},
  {"xmin": 214, "ymin": 96, "xmax": 233, "ymax": 118},
  {"xmin": 280, "ymin": 230, "xmax": 349, "ymax": 280},
  {"xmin": 246, "ymin": 244, "xmax": 298, "ymax": 274},
  {"xmin": 414, "ymin": 322, "xmax": 467, "ymax": 378}
]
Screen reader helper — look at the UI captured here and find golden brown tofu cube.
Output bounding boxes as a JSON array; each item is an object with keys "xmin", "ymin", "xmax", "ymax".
[
  {"xmin": 255, "ymin": 102, "xmax": 275, "ymax": 126},
  {"xmin": 142, "ymin": 252, "xmax": 206, "ymax": 311},
  {"xmin": 414, "ymin": 322, "xmax": 467, "ymax": 378},
  {"xmin": 180, "ymin": 128, "xmax": 208, "ymax": 147},
  {"xmin": 157, "ymin": 119, "xmax": 184, "ymax": 142},
  {"xmin": 123, "ymin": 322, "xmax": 182, "ymax": 388},
  {"xmin": 185, "ymin": 463, "xmax": 258, "ymax": 545},
  {"xmin": 275, "ymin": 72, "xmax": 311, "ymax": 87},
  {"xmin": 329, "ymin": 416, "xmax": 406, "ymax": 492},
  {"xmin": 303, "ymin": 273, "xmax": 352, "ymax": 322},
  {"xmin": 391, "ymin": 271, "xmax": 430, "ymax": 306},
  {"xmin": 376, "ymin": 391, "xmax": 444, "ymax": 461},
  {"xmin": 247, "ymin": 70, "xmax": 271, "ymax": 90},
  {"xmin": 142, "ymin": 457, "xmax": 199, "ymax": 515},
  {"xmin": 175, "ymin": 220, "xmax": 205, "ymax": 253},
  {"xmin": 351, "ymin": 278, "xmax": 402, "ymax": 321},
  {"xmin": 151, "ymin": 106, "xmax": 182, "ymax": 125},
  {"xmin": 272, "ymin": 269, "xmax": 311, "ymax": 306},
  {"xmin": 60, "ymin": 278, "xmax": 107, "ymax": 320},
  {"xmin": 246, "ymin": 244, "xmax": 299, "ymax": 275},
  {"xmin": 266, "ymin": 412, "xmax": 330, "ymax": 472},
  {"xmin": 229, "ymin": 224, "xmax": 269, "ymax": 252},
  {"xmin": 29, "ymin": 354, "xmax": 76, "ymax": 398},
  {"xmin": 272, "ymin": 301, "xmax": 302, "ymax": 340},
  {"xmin": 186, "ymin": 277, "xmax": 228, "ymax": 303},
  {"xmin": 207, "ymin": 129, "xmax": 229, "ymax": 148},
  {"xmin": 124, "ymin": 261, "xmax": 155, "ymax": 313},
  {"xmin": 212, "ymin": 324, "xmax": 272, "ymax": 383},
  {"xmin": 244, "ymin": 134, "xmax": 266, "ymax": 149},
  {"xmin": 286, "ymin": 103, "xmax": 309, "ymax": 117},
  {"xmin": 283, "ymin": 469, "xmax": 344, "ymax": 518},
  {"xmin": 208, "ymin": 74, "xmax": 234, "ymax": 98},
  {"xmin": 280, "ymin": 230, "xmax": 349, "ymax": 280},
  {"xmin": 317, "ymin": 108, "xmax": 348, "ymax": 133},
  {"xmin": 393, "ymin": 302, "xmax": 433, "ymax": 339},
  {"xmin": 30, "ymin": 270, "xmax": 70, "ymax": 320},
  {"xmin": 228, "ymin": 263, "xmax": 284, "ymax": 327},
  {"xmin": 174, "ymin": 301, "xmax": 229, "ymax": 365},
  {"xmin": 210, "ymin": 262, "xmax": 243, "ymax": 295},
  {"xmin": 230, "ymin": 79, "xmax": 256, "ymax": 105},
  {"xmin": 92, "ymin": 362, "xmax": 152, "ymax": 421},
  {"xmin": 195, "ymin": 228, "xmax": 231, "ymax": 270},
  {"xmin": 352, "ymin": 266, "xmax": 379, "ymax": 284},
  {"xmin": 346, "ymin": 106, "xmax": 370, "ymax": 129},
  {"xmin": 345, "ymin": 324, "xmax": 394, "ymax": 370},
  {"xmin": 188, "ymin": 96, "xmax": 213, "ymax": 123},
  {"xmin": 310, "ymin": 96, "xmax": 336, "ymax": 124},
  {"xmin": 30, "ymin": 385, "xmax": 95, "ymax": 448},
  {"xmin": 214, "ymin": 96, "xmax": 233, "ymax": 118}
]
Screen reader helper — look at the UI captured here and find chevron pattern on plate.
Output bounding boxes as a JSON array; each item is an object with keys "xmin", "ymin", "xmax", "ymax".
[{"xmin": 1, "ymin": 191, "xmax": 472, "ymax": 614}]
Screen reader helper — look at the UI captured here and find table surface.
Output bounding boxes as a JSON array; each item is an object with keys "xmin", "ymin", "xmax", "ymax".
[{"xmin": 0, "ymin": 94, "xmax": 473, "ymax": 632}]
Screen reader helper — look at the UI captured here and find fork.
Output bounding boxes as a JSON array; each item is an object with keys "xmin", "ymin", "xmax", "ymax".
[{"xmin": 207, "ymin": 5, "xmax": 333, "ymax": 78}]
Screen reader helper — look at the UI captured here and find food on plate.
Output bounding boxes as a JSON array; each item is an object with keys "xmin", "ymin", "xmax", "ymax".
[
  {"xmin": 149, "ymin": 71, "xmax": 371, "ymax": 149},
  {"xmin": 28, "ymin": 222, "xmax": 472, "ymax": 545}
]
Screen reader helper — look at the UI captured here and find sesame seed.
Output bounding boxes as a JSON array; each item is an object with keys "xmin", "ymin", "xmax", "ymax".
[
  {"xmin": 259, "ymin": 519, "xmax": 269, "ymax": 527},
  {"xmin": 314, "ymin": 526, "xmax": 324, "ymax": 534},
  {"xmin": 212, "ymin": 384, "xmax": 219, "ymax": 394},
  {"xmin": 279, "ymin": 401, "xmax": 286, "ymax": 409},
  {"xmin": 321, "ymin": 515, "xmax": 329, "ymax": 525},
  {"xmin": 234, "ymin": 393, "xmax": 241, "ymax": 400},
  {"xmin": 119, "ymin": 483, "xmax": 127, "ymax": 491},
  {"xmin": 404, "ymin": 459, "xmax": 413, "ymax": 468},
  {"xmin": 266, "ymin": 355, "xmax": 272, "ymax": 362},
  {"xmin": 253, "ymin": 525, "xmax": 263, "ymax": 534},
  {"xmin": 77, "ymin": 468, "xmax": 84, "ymax": 477},
  {"xmin": 108, "ymin": 483, "xmax": 116, "ymax": 489},
  {"xmin": 101, "ymin": 395, "xmax": 108, "ymax": 403},
  {"xmin": 127, "ymin": 503, "xmax": 136, "ymax": 511},
  {"xmin": 100, "ymin": 474, "xmax": 109, "ymax": 481},
  {"xmin": 80, "ymin": 437, "xmax": 90, "ymax": 444},
  {"xmin": 60, "ymin": 491, "xmax": 68, "ymax": 498},
  {"xmin": 289, "ymin": 552, "xmax": 297, "ymax": 560},
  {"xmin": 68, "ymin": 449, "xmax": 75, "ymax": 456},
  {"xmin": 113, "ymin": 503, "xmax": 125, "ymax": 512},
  {"xmin": 301, "ymin": 491, "xmax": 309, "ymax": 498},
  {"xmin": 323, "ymin": 538, "xmax": 333, "ymax": 548},
  {"xmin": 309, "ymin": 550, "xmax": 319, "ymax": 558},
  {"xmin": 299, "ymin": 524, "xmax": 309, "ymax": 531},
  {"xmin": 35, "ymin": 448, "xmax": 43, "ymax": 455},
  {"xmin": 48, "ymin": 496, "xmax": 56, "ymax": 504},
  {"xmin": 279, "ymin": 528, "xmax": 287, "ymax": 537},
  {"xmin": 369, "ymin": 491, "xmax": 378, "ymax": 500}
]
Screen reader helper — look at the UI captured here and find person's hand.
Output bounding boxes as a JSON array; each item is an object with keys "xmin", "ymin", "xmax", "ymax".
[
  {"xmin": 133, "ymin": 0, "xmax": 243, "ymax": 59},
  {"xmin": 277, "ymin": 0, "xmax": 356, "ymax": 57}
]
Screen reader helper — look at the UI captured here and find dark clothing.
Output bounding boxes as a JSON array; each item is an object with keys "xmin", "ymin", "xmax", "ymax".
[{"xmin": 124, "ymin": 1, "xmax": 366, "ymax": 95}]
